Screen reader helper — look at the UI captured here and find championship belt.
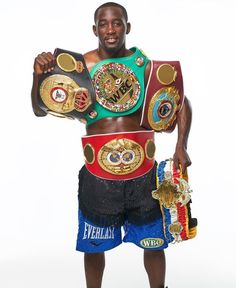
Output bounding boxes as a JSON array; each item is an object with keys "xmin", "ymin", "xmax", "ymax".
[
  {"xmin": 140, "ymin": 61, "xmax": 184, "ymax": 132},
  {"xmin": 82, "ymin": 131, "xmax": 156, "ymax": 180},
  {"xmin": 37, "ymin": 48, "xmax": 95, "ymax": 120},
  {"xmin": 152, "ymin": 159, "xmax": 197, "ymax": 243}
]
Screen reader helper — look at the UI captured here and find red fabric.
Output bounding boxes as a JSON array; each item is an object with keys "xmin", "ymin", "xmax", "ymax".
[{"xmin": 82, "ymin": 130, "xmax": 155, "ymax": 180}]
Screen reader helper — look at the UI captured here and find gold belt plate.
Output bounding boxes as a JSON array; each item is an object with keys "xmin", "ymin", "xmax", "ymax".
[
  {"xmin": 97, "ymin": 138, "xmax": 144, "ymax": 175},
  {"xmin": 40, "ymin": 74, "xmax": 88, "ymax": 113}
]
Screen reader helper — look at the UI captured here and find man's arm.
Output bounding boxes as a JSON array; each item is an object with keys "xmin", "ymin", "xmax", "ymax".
[
  {"xmin": 31, "ymin": 52, "xmax": 55, "ymax": 117},
  {"xmin": 173, "ymin": 96, "xmax": 192, "ymax": 173}
]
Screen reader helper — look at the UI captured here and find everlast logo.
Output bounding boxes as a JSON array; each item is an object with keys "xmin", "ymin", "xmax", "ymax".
[
  {"xmin": 108, "ymin": 73, "xmax": 133, "ymax": 104},
  {"xmin": 140, "ymin": 238, "xmax": 164, "ymax": 248},
  {"xmin": 82, "ymin": 222, "xmax": 115, "ymax": 240}
]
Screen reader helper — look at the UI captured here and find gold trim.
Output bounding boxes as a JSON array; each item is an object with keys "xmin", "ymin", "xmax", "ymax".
[
  {"xmin": 48, "ymin": 110, "xmax": 74, "ymax": 120},
  {"xmin": 185, "ymin": 205, "xmax": 189, "ymax": 239},
  {"xmin": 84, "ymin": 144, "xmax": 95, "ymax": 164},
  {"xmin": 145, "ymin": 139, "xmax": 156, "ymax": 160},
  {"xmin": 188, "ymin": 226, "xmax": 197, "ymax": 239},
  {"xmin": 56, "ymin": 53, "xmax": 77, "ymax": 72},
  {"xmin": 147, "ymin": 87, "xmax": 180, "ymax": 131},
  {"xmin": 156, "ymin": 63, "xmax": 177, "ymax": 85}
]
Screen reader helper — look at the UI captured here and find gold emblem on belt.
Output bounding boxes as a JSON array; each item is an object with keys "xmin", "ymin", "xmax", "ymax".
[
  {"xmin": 156, "ymin": 63, "xmax": 177, "ymax": 85},
  {"xmin": 147, "ymin": 87, "xmax": 180, "ymax": 131},
  {"xmin": 93, "ymin": 63, "xmax": 141, "ymax": 112},
  {"xmin": 152, "ymin": 180, "xmax": 180, "ymax": 209},
  {"xmin": 57, "ymin": 53, "xmax": 84, "ymax": 73},
  {"xmin": 84, "ymin": 144, "xmax": 95, "ymax": 164},
  {"xmin": 40, "ymin": 74, "xmax": 91, "ymax": 114},
  {"xmin": 145, "ymin": 139, "xmax": 156, "ymax": 160},
  {"xmin": 97, "ymin": 138, "xmax": 144, "ymax": 175},
  {"xmin": 168, "ymin": 222, "xmax": 183, "ymax": 242}
]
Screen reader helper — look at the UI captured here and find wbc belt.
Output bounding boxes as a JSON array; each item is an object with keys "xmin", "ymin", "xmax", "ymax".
[
  {"xmin": 82, "ymin": 131, "xmax": 156, "ymax": 180},
  {"xmin": 141, "ymin": 60, "xmax": 184, "ymax": 132},
  {"xmin": 38, "ymin": 48, "xmax": 95, "ymax": 120}
]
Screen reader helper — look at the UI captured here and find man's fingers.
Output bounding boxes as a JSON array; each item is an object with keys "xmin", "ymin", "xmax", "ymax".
[
  {"xmin": 173, "ymin": 156, "xmax": 180, "ymax": 171},
  {"xmin": 37, "ymin": 54, "xmax": 49, "ymax": 73},
  {"xmin": 42, "ymin": 52, "xmax": 55, "ymax": 71},
  {"xmin": 34, "ymin": 52, "xmax": 55, "ymax": 74},
  {"xmin": 180, "ymin": 159, "xmax": 192, "ymax": 174}
]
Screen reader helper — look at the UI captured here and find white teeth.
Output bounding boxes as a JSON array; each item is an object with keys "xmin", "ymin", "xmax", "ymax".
[{"xmin": 107, "ymin": 38, "xmax": 116, "ymax": 43}]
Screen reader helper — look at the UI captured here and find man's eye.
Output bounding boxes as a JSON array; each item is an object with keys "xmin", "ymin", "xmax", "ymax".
[{"xmin": 114, "ymin": 22, "xmax": 121, "ymax": 26}]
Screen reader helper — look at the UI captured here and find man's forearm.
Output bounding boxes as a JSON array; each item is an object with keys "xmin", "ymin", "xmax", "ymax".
[{"xmin": 176, "ymin": 96, "xmax": 192, "ymax": 149}]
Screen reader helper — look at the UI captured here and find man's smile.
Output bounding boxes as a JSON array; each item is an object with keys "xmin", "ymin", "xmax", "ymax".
[{"xmin": 105, "ymin": 37, "xmax": 118, "ymax": 44}]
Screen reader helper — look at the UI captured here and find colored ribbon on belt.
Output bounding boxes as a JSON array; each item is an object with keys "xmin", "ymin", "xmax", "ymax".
[{"xmin": 152, "ymin": 159, "xmax": 194, "ymax": 243}]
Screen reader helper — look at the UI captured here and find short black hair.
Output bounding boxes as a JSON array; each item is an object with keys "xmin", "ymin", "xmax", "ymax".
[{"xmin": 94, "ymin": 2, "xmax": 128, "ymax": 23}]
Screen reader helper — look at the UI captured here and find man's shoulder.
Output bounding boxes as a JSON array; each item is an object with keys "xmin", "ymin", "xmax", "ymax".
[
  {"xmin": 83, "ymin": 49, "xmax": 99, "ymax": 72},
  {"xmin": 83, "ymin": 49, "xmax": 97, "ymax": 58}
]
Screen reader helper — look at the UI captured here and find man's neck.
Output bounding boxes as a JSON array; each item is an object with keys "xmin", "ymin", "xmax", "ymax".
[{"xmin": 96, "ymin": 45, "xmax": 132, "ymax": 60}]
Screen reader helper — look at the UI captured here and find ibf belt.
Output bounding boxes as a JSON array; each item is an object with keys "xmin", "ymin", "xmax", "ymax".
[
  {"xmin": 82, "ymin": 131, "xmax": 156, "ymax": 180},
  {"xmin": 152, "ymin": 159, "xmax": 197, "ymax": 243},
  {"xmin": 38, "ymin": 48, "xmax": 95, "ymax": 120},
  {"xmin": 140, "ymin": 61, "xmax": 184, "ymax": 132}
]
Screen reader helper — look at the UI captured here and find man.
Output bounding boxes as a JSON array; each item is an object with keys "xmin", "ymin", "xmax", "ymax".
[{"xmin": 31, "ymin": 2, "xmax": 193, "ymax": 288}]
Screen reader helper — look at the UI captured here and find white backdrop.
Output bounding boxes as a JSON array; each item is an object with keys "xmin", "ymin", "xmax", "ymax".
[{"xmin": 0, "ymin": 0, "xmax": 235, "ymax": 287}]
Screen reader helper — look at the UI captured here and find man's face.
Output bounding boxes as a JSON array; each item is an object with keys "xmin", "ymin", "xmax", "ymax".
[{"xmin": 93, "ymin": 6, "xmax": 130, "ymax": 53}]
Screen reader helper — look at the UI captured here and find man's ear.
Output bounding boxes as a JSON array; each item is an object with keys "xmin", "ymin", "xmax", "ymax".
[
  {"xmin": 93, "ymin": 25, "xmax": 98, "ymax": 37},
  {"xmin": 126, "ymin": 22, "xmax": 131, "ymax": 34}
]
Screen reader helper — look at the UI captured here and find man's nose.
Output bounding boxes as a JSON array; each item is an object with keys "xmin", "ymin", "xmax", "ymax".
[{"xmin": 107, "ymin": 24, "xmax": 115, "ymax": 34}]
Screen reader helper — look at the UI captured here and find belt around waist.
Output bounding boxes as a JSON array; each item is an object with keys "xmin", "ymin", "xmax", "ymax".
[{"xmin": 82, "ymin": 130, "xmax": 156, "ymax": 180}]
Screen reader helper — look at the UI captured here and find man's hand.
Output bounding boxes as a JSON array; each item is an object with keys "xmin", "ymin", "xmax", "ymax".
[
  {"xmin": 31, "ymin": 52, "xmax": 55, "ymax": 117},
  {"xmin": 173, "ymin": 145, "xmax": 192, "ymax": 174},
  {"xmin": 33, "ymin": 52, "xmax": 55, "ymax": 76}
]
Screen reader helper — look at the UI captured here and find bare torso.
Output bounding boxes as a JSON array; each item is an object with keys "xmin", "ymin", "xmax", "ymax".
[{"xmin": 86, "ymin": 108, "xmax": 145, "ymax": 135}]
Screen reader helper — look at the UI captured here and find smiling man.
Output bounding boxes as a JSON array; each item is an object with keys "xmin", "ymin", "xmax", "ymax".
[{"xmin": 31, "ymin": 2, "xmax": 195, "ymax": 288}]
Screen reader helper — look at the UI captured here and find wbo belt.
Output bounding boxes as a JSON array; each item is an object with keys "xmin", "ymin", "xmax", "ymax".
[
  {"xmin": 38, "ymin": 48, "xmax": 96, "ymax": 120},
  {"xmin": 82, "ymin": 131, "xmax": 156, "ymax": 180},
  {"xmin": 140, "ymin": 60, "xmax": 184, "ymax": 132}
]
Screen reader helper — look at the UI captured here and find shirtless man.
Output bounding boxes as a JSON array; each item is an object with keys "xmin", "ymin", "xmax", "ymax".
[{"xmin": 31, "ymin": 2, "xmax": 192, "ymax": 288}]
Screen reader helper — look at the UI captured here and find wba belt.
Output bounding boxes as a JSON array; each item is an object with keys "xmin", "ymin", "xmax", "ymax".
[
  {"xmin": 37, "ymin": 48, "xmax": 95, "ymax": 120},
  {"xmin": 82, "ymin": 131, "xmax": 156, "ymax": 180}
]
